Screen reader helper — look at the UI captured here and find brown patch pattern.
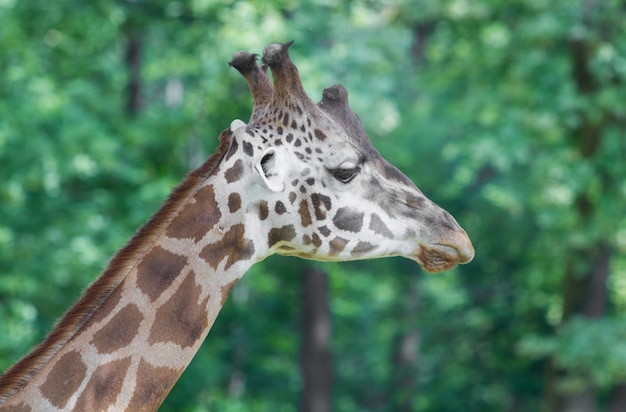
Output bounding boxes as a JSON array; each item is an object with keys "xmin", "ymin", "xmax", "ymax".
[
  {"xmin": 318, "ymin": 225, "xmax": 331, "ymax": 237},
  {"xmin": 224, "ymin": 138, "xmax": 239, "ymax": 162},
  {"xmin": 2, "ymin": 403, "xmax": 31, "ymax": 412},
  {"xmin": 91, "ymin": 304, "xmax": 143, "ymax": 354},
  {"xmin": 73, "ymin": 357, "xmax": 132, "ymax": 410},
  {"xmin": 257, "ymin": 200, "xmax": 269, "ymax": 220},
  {"xmin": 274, "ymin": 201, "xmax": 287, "ymax": 215},
  {"xmin": 332, "ymin": 207, "xmax": 364, "ymax": 232},
  {"xmin": 136, "ymin": 246, "xmax": 188, "ymax": 302},
  {"xmin": 268, "ymin": 225, "xmax": 296, "ymax": 247},
  {"xmin": 311, "ymin": 193, "xmax": 331, "ymax": 220},
  {"xmin": 329, "ymin": 237, "xmax": 349, "ymax": 256},
  {"xmin": 128, "ymin": 360, "xmax": 181, "ymax": 410},
  {"xmin": 0, "ymin": 128, "xmax": 234, "ymax": 403},
  {"xmin": 243, "ymin": 140, "xmax": 254, "ymax": 156},
  {"xmin": 369, "ymin": 214, "xmax": 394, "ymax": 239},
  {"xmin": 166, "ymin": 185, "xmax": 221, "ymax": 242},
  {"xmin": 228, "ymin": 192, "xmax": 241, "ymax": 213},
  {"xmin": 299, "ymin": 200, "xmax": 312, "ymax": 227},
  {"xmin": 311, "ymin": 233, "xmax": 322, "ymax": 248},
  {"xmin": 148, "ymin": 272, "xmax": 209, "ymax": 348},
  {"xmin": 224, "ymin": 159, "xmax": 244, "ymax": 183},
  {"xmin": 200, "ymin": 224, "xmax": 255, "ymax": 271},
  {"xmin": 351, "ymin": 241, "xmax": 376, "ymax": 256},
  {"xmin": 39, "ymin": 351, "xmax": 87, "ymax": 409},
  {"xmin": 314, "ymin": 129, "xmax": 327, "ymax": 141}
]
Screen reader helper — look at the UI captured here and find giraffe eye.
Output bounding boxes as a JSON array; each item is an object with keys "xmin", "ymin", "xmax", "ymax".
[{"xmin": 329, "ymin": 166, "xmax": 360, "ymax": 184}]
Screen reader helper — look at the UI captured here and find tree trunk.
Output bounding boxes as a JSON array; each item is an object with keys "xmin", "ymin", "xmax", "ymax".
[
  {"xmin": 391, "ymin": 330, "xmax": 419, "ymax": 411},
  {"xmin": 300, "ymin": 267, "xmax": 332, "ymax": 412},
  {"xmin": 543, "ymin": 24, "xmax": 614, "ymax": 411},
  {"xmin": 609, "ymin": 384, "xmax": 626, "ymax": 412},
  {"xmin": 125, "ymin": 30, "xmax": 142, "ymax": 116}
]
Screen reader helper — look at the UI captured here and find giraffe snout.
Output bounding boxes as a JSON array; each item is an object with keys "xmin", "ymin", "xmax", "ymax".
[
  {"xmin": 414, "ymin": 219, "xmax": 474, "ymax": 272},
  {"xmin": 447, "ymin": 228, "xmax": 474, "ymax": 264},
  {"xmin": 416, "ymin": 229, "xmax": 474, "ymax": 273}
]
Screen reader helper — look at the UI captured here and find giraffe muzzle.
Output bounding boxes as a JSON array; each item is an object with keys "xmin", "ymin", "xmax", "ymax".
[{"xmin": 415, "ymin": 229, "xmax": 474, "ymax": 273}]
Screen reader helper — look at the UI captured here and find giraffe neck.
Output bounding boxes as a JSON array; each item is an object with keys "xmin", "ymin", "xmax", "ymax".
[{"xmin": 0, "ymin": 130, "xmax": 265, "ymax": 410}]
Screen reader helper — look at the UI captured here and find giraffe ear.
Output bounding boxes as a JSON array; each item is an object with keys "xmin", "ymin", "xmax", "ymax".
[{"xmin": 254, "ymin": 148, "xmax": 286, "ymax": 192}]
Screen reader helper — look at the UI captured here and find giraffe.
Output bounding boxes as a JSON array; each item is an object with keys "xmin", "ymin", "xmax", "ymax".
[{"xmin": 0, "ymin": 42, "xmax": 474, "ymax": 411}]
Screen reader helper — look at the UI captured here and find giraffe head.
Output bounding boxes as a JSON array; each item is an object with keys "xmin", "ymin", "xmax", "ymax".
[{"xmin": 227, "ymin": 42, "xmax": 473, "ymax": 272}]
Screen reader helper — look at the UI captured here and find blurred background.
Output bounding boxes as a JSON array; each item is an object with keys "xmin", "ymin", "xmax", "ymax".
[{"xmin": 1, "ymin": 0, "xmax": 625, "ymax": 411}]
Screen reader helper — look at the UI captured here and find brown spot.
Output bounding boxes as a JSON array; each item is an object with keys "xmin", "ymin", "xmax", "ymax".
[
  {"xmin": 311, "ymin": 193, "xmax": 331, "ymax": 220},
  {"xmin": 314, "ymin": 129, "xmax": 327, "ymax": 141},
  {"xmin": 351, "ymin": 241, "xmax": 376, "ymax": 256},
  {"xmin": 274, "ymin": 201, "xmax": 287, "ymax": 215},
  {"xmin": 369, "ymin": 214, "xmax": 394, "ymax": 239},
  {"xmin": 333, "ymin": 207, "xmax": 364, "ymax": 232},
  {"xmin": 268, "ymin": 225, "xmax": 296, "ymax": 247},
  {"xmin": 318, "ymin": 225, "xmax": 331, "ymax": 237},
  {"xmin": 286, "ymin": 133, "xmax": 293, "ymax": 143},
  {"xmin": 39, "ymin": 351, "xmax": 87, "ymax": 409},
  {"xmin": 243, "ymin": 141, "xmax": 254, "ymax": 157},
  {"xmin": 258, "ymin": 200, "xmax": 269, "ymax": 220},
  {"xmin": 329, "ymin": 237, "xmax": 348, "ymax": 256},
  {"xmin": 282, "ymin": 112, "xmax": 290, "ymax": 127},
  {"xmin": 200, "ymin": 224, "xmax": 255, "ymax": 271},
  {"xmin": 224, "ymin": 138, "xmax": 239, "ymax": 162},
  {"xmin": 225, "ymin": 159, "xmax": 244, "ymax": 183},
  {"xmin": 228, "ymin": 192, "xmax": 241, "ymax": 213},
  {"xmin": 220, "ymin": 279, "xmax": 239, "ymax": 306},
  {"xmin": 288, "ymin": 192, "xmax": 297, "ymax": 204},
  {"xmin": 128, "ymin": 360, "xmax": 182, "ymax": 410},
  {"xmin": 91, "ymin": 304, "xmax": 143, "ymax": 354},
  {"xmin": 74, "ymin": 357, "xmax": 132, "ymax": 410},
  {"xmin": 305, "ymin": 177, "xmax": 315, "ymax": 185},
  {"xmin": 404, "ymin": 191, "xmax": 426, "ymax": 209},
  {"xmin": 148, "ymin": 272, "xmax": 209, "ymax": 348},
  {"xmin": 302, "ymin": 234, "xmax": 312, "ymax": 245},
  {"xmin": 311, "ymin": 233, "xmax": 322, "ymax": 248},
  {"xmin": 1, "ymin": 403, "xmax": 31, "ymax": 412},
  {"xmin": 299, "ymin": 200, "xmax": 312, "ymax": 227},
  {"xmin": 166, "ymin": 185, "xmax": 221, "ymax": 242},
  {"xmin": 136, "ymin": 246, "xmax": 188, "ymax": 302}
]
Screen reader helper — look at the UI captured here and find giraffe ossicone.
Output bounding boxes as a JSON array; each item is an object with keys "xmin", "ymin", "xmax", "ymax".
[{"xmin": 0, "ymin": 41, "xmax": 473, "ymax": 411}]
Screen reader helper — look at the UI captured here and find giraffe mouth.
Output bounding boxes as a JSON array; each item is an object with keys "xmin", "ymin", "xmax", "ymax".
[{"xmin": 414, "ymin": 244, "xmax": 468, "ymax": 273}]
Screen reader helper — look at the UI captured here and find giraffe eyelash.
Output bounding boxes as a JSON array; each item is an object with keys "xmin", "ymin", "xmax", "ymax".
[{"xmin": 328, "ymin": 166, "xmax": 361, "ymax": 184}]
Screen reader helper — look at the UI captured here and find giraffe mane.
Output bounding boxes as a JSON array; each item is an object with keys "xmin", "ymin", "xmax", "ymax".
[{"xmin": 0, "ymin": 129, "xmax": 235, "ymax": 403}]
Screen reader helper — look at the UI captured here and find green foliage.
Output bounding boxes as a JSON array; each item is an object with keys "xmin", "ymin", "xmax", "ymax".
[
  {"xmin": 520, "ymin": 316, "xmax": 626, "ymax": 389},
  {"xmin": 1, "ymin": 0, "xmax": 625, "ymax": 410}
]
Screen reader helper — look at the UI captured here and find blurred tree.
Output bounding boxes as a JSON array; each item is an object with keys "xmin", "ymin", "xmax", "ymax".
[{"xmin": 301, "ymin": 267, "xmax": 332, "ymax": 412}]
